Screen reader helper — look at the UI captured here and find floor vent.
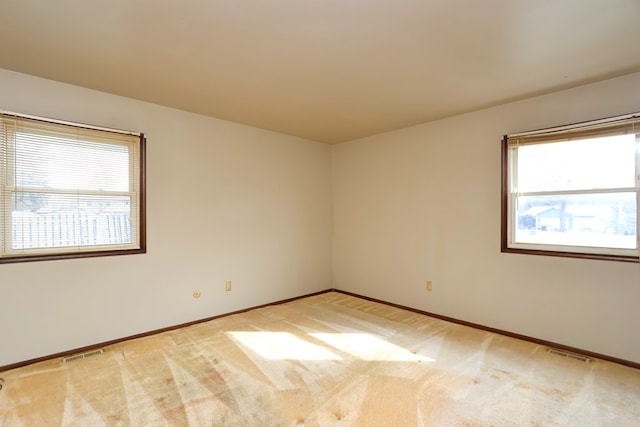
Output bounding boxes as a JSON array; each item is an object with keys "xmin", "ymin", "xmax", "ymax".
[
  {"xmin": 547, "ymin": 348, "xmax": 590, "ymax": 363},
  {"xmin": 62, "ymin": 349, "xmax": 104, "ymax": 363}
]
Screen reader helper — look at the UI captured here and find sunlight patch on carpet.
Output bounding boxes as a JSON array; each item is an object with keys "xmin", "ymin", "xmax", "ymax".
[
  {"xmin": 311, "ymin": 333, "xmax": 434, "ymax": 362},
  {"xmin": 228, "ymin": 330, "xmax": 433, "ymax": 363},
  {"xmin": 227, "ymin": 332, "xmax": 342, "ymax": 360}
]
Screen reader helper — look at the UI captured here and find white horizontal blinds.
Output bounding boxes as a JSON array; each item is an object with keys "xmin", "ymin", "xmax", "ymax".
[
  {"xmin": 0, "ymin": 112, "xmax": 141, "ymax": 256},
  {"xmin": 0, "ymin": 119, "xmax": 8, "ymax": 255},
  {"xmin": 506, "ymin": 113, "xmax": 640, "ymax": 146}
]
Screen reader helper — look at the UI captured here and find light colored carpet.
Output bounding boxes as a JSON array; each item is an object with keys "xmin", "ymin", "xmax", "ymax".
[{"xmin": 1, "ymin": 291, "xmax": 639, "ymax": 426}]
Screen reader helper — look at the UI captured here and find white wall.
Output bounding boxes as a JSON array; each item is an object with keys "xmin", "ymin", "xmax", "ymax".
[
  {"xmin": 3, "ymin": 68, "xmax": 639, "ymax": 367},
  {"xmin": 0, "ymin": 69, "xmax": 333, "ymax": 366},
  {"xmin": 332, "ymin": 72, "xmax": 640, "ymax": 363}
]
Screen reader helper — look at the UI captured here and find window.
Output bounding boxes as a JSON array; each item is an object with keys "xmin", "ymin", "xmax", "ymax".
[
  {"xmin": 502, "ymin": 113, "xmax": 640, "ymax": 262},
  {"xmin": 0, "ymin": 111, "xmax": 146, "ymax": 263}
]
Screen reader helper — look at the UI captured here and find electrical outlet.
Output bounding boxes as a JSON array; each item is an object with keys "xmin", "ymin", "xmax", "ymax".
[
  {"xmin": 426, "ymin": 281, "xmax": 433, "ymax": 292},
  {"xmin": 225, "ymin": 281, "xmax": 232, "ymax": 292}
]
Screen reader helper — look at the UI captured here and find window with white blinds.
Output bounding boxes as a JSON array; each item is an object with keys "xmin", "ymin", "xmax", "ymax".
[
  {"xmin": 502, "ymin": 112, "xmax": 640, "ymax": 262},
  {"xmin": 0, "ymin": 111, "xmax": 146, "ymax": 263}
]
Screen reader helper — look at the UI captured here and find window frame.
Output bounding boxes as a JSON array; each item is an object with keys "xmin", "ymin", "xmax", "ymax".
[
  {"xmin": 0, "ymin": 111, "xmax": 146, "ymax": 264},
  {"xmin": 501, "ymin": 113, "xmax": 640, "ymax": 263}
]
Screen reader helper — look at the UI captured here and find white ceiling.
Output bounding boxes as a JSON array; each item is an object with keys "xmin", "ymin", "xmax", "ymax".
[{"xmin": 1, "ymin": 0, "xmax": 639, "ymax": 144}]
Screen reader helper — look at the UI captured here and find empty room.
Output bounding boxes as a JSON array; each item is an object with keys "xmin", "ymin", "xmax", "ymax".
[{"xmin": 1, "ymin": 1, "xmax": 639, "ymax": 425}]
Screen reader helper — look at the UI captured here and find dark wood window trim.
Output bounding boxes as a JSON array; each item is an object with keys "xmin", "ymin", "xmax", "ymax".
[
  {"xmin": 0, "ymin": 112, "xmax": 146, "ymax": 264},
  {"xmin": 501, "ymin": 114, "xmax": 640, "ymax": 263}
]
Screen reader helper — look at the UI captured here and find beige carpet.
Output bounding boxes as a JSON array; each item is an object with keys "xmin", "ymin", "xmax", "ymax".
[{"xmin": 1, "ymin": 291, "xmax": 639, "ymax": 426}]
